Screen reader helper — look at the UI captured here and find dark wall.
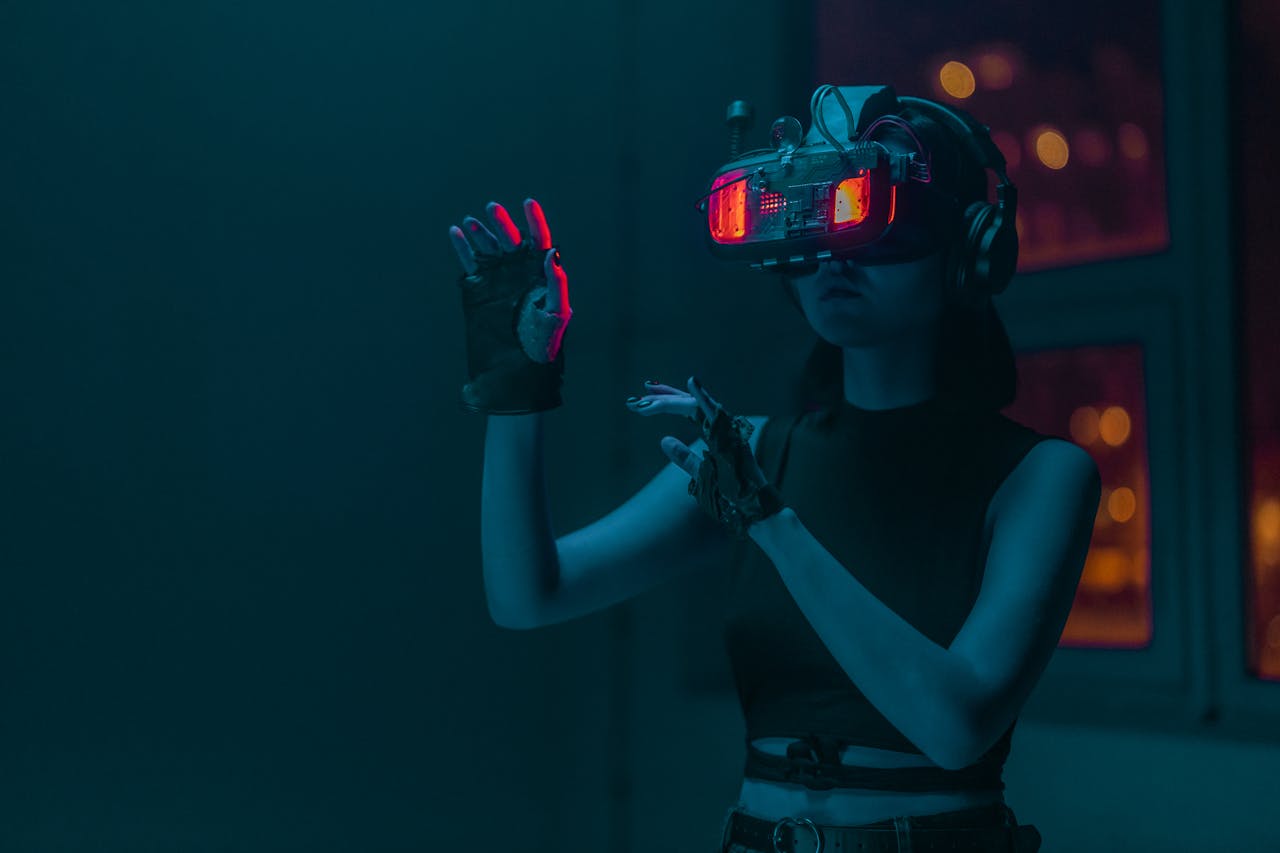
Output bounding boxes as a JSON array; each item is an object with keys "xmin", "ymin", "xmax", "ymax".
[
  {"xmin": 2, "ymin": 2, "xmax": 640, "ymax": 849},
  {"xmin": 2, "ymin": 0, "xmax": 804, "ymax": 848}
]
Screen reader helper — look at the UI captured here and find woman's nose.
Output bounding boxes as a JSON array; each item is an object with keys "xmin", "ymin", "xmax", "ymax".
[{"xmin": 818, "ymin": 258, "xmax": 855, "ymax": 276}]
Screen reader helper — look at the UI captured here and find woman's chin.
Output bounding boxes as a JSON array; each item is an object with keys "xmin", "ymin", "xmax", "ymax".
[
  {"xmin": 814, "ymin": 321, "xmax": 931, "ymax": 350},
  {"xmin": 812, "ymin": 320, "xmax": 885, "ymax": 348}
]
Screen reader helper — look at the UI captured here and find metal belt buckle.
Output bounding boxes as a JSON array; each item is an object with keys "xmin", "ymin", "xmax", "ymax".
[{"xmin": 771, "ymin": 816, "xmax": 823, "ymax": 853}]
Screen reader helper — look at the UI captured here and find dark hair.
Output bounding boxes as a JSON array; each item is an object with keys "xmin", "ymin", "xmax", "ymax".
[{"xmin": 786, "ymin": 100, "xmax": 1018, "ymax": 415}]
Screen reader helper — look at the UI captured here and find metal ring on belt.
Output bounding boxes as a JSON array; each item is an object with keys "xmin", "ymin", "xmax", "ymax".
[{"xmin": 771, "ymin": 816, "xmax": 822, "ymax": 853}]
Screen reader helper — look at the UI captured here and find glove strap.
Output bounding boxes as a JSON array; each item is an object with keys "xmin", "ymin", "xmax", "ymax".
[
  {"xmin": 688, "ymin": 410, "xmax": 785, "ymax": 538},
  {"xmin": 460, "ymin": 344, "xmax": 564, "ymax": 415}
]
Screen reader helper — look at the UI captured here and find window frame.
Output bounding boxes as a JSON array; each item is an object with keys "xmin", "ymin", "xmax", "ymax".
[
  {"xmin": 1001, "ymin": 295, "xmax": 1203, "ymax": 730},
  {"xmin": 1214, "ymin": 0, "xmax": 1280, "ymax": 735},
  {"xmin": 1000, "ymin": 0, "xmax": 1280, "ymax": 741}
]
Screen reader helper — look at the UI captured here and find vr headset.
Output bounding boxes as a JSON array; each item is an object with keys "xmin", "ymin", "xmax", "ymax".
[{"xmin": 697, "ymin": 84, "xmax": 1018, "ymax": 294}]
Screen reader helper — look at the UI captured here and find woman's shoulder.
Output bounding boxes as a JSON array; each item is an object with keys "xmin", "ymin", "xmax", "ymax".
[
  {"xmin": 984, "ymin": 408, "xmax": 1098, "ymax": 508},
  {"xmin": 987, "ymin": 436, "xmax": 1100, "ymax": 528},
  {"xmin": 966, "ymin": 410, "xmax": 1094, "ymax": 503}
]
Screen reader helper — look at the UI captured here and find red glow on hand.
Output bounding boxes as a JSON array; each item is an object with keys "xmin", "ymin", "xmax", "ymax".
[{"xmin": 524, "ymin": 198, "xmax": 553, "ymax": 251}]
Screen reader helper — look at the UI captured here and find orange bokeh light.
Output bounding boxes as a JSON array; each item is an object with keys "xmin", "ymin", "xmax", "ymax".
[
  {"xmin": 1254, "ymin": 497, "xmax": 1280, "ymax": 576},
  {"xmin": 939, "ymin": 61, "xmax": 977, "ymax": 98},
  {"xmin": 1033, "ymin": 127, "xmax": 1070, "ymax": 170},
  {"xmin": 1099, "ymin": 406, "xmax": 1132, "ymax": 446},
  {"xmin": 1080, "ymin": 547, "xmax": 1134, "ymax": 594},
  {"xmin": 1108, "ymin": 487, "xmax": 1138, "ymax": 523}
]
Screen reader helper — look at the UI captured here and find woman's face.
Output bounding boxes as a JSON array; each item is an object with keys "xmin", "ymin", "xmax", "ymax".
[
  {"xmin": 785, "ymin": 128, "xmax": 961, "ymax": 350},
  {"xmin": 788, "ymin": 250, "xmax": 947, "ymax": 349}
]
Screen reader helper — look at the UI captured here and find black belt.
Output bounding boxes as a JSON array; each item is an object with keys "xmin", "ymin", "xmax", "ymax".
[
  {"xmin": 744, "ymin": 735, "xmax": 1007, "ymax": 792},
  {"xmin": 723, "ymin": 805, "xmax": 1042, "ymax": 853}
]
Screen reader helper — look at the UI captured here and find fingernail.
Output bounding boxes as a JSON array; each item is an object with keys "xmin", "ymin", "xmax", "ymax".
[
  {"xmin": 645, "ymin": 379, "xmax": 658, "ymax": 386},
  {"xmin": 626, "ymin": 396, "xmax": 639, "ymax": 403},
  {"xmin": 636, "ymin": 400, "xmax": 652, "ymax": 408}
]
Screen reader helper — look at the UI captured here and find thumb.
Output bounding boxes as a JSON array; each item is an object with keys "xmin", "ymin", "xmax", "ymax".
[
  {"xmin": 543, "ymin": 248, "xmax": 570, "ymax": 317},
  {"xmin": 661, "ymin": 436, "xmax": 700, "ymax": 477}
]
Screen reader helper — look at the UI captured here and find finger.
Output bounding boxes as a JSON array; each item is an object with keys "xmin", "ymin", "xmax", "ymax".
[
  {"xmin": 629, "ymin": 383, "xmax": 699, "ymax": 419},
  {"xmin": 524, "ymin": 198, "xmax": 553, "ymax": 251},
  {"xmin": 543, "ymin": 249, "xmax": 569, "ymax": 316},
  {"xmin": 643, "ymin": 380, "xmax": 685, "ymax": 395},
  {"xmin": 448, "ymin": 225, "xmax": 479, "ymax": 275},
  {"xmin": 486, "ymin": 202, "xmax": 523, "ymax": 251},
  {"xmin": 624, "ymin": 395, "xmax": 699, "ymax": 419},
  {"xmin": 463, "ymin": 216, "xmax": 502, "ymax": 255},
  {"xmin": 687, "ymin": 376, "xmax": 720, "ymax": 422},
  {"xmin": 661, "ymin": 436, "xmax": 702, "ymax": 477}
]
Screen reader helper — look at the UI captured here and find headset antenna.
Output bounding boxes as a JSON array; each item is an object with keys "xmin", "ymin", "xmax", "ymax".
[{"xmin": 726, "ymin": 100, "xmax": 754, "ymax": 158}]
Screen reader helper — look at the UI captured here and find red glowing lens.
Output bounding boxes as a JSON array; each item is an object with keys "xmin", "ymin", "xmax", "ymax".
[
  {"xmin": 708, "ymin": 171, "xmax": 749, "ymax": 243},
  {"xmin": 832, "ymin": 174, "xmax": 871, "ymax": 227}
]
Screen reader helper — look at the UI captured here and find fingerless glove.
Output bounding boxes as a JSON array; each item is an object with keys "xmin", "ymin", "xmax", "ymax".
[{"xmin": 457, "ymin": 242, "xmax": 566, "ymax": 414}]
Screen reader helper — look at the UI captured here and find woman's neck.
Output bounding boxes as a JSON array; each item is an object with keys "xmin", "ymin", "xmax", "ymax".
[{"xmin": 841, "ymin": 336, "xmax": 938, "ymax": 411}]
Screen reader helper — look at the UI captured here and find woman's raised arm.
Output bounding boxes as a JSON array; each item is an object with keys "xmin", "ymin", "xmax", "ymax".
[{"xmin": 450, "ymin": 197, "xmax": 758, "ymax": 629}]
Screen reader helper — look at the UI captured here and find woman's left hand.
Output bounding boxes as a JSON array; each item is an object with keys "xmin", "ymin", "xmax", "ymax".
[
  {"xmin": 623, "ymin": 378, "xmax": 701, "ymax": 423},
  {"xmin": 625, "ymin": 376, "xmax": 782, "ymax": 537}
]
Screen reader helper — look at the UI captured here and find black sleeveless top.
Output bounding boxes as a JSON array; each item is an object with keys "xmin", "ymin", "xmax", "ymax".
[{"xmin": 722, "ymin": 394, "xmax": 1052, "ymax": 792}]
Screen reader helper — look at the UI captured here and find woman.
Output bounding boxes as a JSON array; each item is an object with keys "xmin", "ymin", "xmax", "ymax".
[{"xmin": 448, "ymin": 89, "xmax": 1099, "ymax": 853}]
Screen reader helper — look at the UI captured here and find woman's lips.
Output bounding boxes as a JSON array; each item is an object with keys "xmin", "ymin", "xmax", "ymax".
[{"xmin": 820, "ymin": 286, "xmax": 863, "ymax": 300}]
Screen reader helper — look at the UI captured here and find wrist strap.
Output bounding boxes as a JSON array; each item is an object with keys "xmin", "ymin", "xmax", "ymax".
[{"xmin": 689, "ymin": 412, "xmax": 785, "ymax": 538}]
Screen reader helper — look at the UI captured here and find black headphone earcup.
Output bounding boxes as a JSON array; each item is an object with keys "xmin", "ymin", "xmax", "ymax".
[
  {"xmin": 978, "ymin": 208, "xmax": 1019, "ymax": 295},
  {"xmin": 958, "ymin": 200, "xmax": 1018, "ymax": 297},
  {"xmin": 941, "ymin": 232, "xmax": 968, "ymax": 306},
  {"xmin": 954, "ymin": 201, "xmax": 993, "ymax": 298}
]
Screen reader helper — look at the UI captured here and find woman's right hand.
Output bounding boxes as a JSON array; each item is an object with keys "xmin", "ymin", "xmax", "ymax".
[
  {"xmin": 448, "ymin": 198, "xmax": 573, "ymax": 414},
  {"xmin": 448, "ymin": 198, "xmax": 571, "ymax": 363},
  {"xmin": 624, "ymin": 380, "xmax": 701, "ymax": 421}
]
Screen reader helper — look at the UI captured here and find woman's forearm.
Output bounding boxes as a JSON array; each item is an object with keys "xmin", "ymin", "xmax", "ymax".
[
  {"xmin": 479, "ymin": 413, "xmax": 560, "ymax": 628},
  {"xmin": 748, "ymin": 508, "xmax": 987, "ymax": 769}
]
